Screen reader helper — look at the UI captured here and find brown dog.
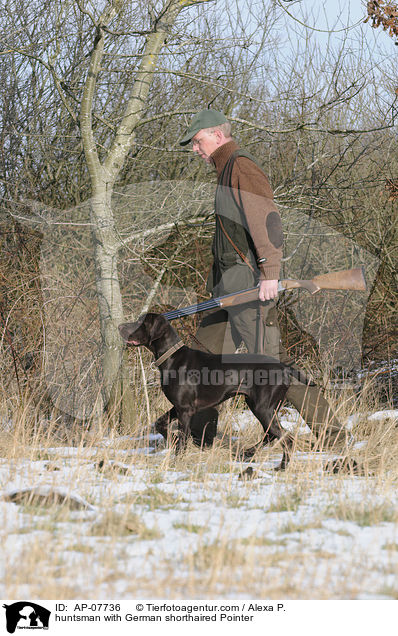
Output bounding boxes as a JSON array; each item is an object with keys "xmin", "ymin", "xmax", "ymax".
[{"xmin": 119, "ymin": 313, "xmax": 312, "ymax": 469}]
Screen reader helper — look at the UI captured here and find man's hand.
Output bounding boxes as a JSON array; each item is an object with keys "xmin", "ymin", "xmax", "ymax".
[{"xmin": 259, "ymin": 279, "xmax": 278, "ymax": 301}]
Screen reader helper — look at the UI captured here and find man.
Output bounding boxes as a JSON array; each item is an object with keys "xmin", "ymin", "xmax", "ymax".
[{"xmin": 177, "ymin": 108, "xmax": 348, "ymax": 450}]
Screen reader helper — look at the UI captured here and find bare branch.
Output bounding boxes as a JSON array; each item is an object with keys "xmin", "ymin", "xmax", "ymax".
[
  {"xmin": 118, "ymin": 215, "xmax": 211, "ymax": 249},
  {"xmin": 103, "ymin": 0, "xmax": 215, "ymax": 181},
  {"xmin": 275, "ymin": 0, "xmax": 364, "ymax": 34},
  {"xmin": 79, "ymin": 25, "xmax": 104, "ymax": 179}
]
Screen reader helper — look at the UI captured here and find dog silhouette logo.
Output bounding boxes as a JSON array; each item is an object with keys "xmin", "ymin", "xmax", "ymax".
[{"xmin": 2, "ymin": 602, "xmax": 51, "ymax": 633}]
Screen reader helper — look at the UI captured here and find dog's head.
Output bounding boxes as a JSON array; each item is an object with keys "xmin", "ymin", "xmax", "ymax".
[{"xmin": 118, "ymin": 313, "xmax": 172, "ymax": 348}]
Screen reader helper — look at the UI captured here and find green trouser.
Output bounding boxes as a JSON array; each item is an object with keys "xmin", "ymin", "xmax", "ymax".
[{"xmin": 193, "ymin": 302, "xmax": 348, "ymax": 448}]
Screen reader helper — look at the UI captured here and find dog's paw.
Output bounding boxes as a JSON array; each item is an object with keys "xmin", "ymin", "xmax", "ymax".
[
  {"xmin": 238, "ymin": 466, "xmax": 258, "ymax": 480},
  {"xmin": 96, "ymin": 459, "xmax": 131, "ymax": 475},
  {"xmin": 324, "ymin": 456, "xmax": 363, "ymax": 474}
]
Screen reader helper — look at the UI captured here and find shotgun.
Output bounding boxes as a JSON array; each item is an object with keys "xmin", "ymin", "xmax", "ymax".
[{"xmin": 162, "ymin": 267, "xmax": 366, "ymax": 321}]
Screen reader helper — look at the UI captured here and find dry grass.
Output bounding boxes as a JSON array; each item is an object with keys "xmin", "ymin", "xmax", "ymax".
[{"xmin": 0, "ymin": 373, "xmax": 397, "ymax": 600}]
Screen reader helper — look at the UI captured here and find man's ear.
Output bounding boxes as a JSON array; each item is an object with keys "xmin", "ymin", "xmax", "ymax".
[{"xmin": 213, "ymin": 128, "xmax": 224, "ymax": 145}]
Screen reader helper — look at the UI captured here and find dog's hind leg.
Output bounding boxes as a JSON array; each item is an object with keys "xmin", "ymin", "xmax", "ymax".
[
  {"xmin": 239, "ymin": 397, "xmax": 278, "ymax": 459},
  {"xmin": 274, "ymin": 438, "xmax": 293, "ymax": 471},
  {"xmin": 243, "ymin": 398, "xmax": 292, "ymax": 470}
]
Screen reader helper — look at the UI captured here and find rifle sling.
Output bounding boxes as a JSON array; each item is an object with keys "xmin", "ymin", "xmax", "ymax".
[{"xmin": 218, "ymin": 216, "xmax": 255, "ymax": 273}]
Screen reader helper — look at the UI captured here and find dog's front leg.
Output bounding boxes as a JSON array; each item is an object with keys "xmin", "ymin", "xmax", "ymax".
[
  {"xmin": 175, "ymin": 410, "xmax": 192, "ymax": 455},
  {"xmin": 154, "ymin": 407, "xmax": 177, "ymax": 441}
]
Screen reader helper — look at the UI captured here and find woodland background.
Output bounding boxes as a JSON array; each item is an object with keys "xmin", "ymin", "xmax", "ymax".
[{"xmin": 0, "ymin": 0, "xmax": 396, "ymax": 426}]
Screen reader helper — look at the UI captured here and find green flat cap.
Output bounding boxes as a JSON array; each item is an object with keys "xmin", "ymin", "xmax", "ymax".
[{"xmin": 179, "ymin": 109, "xmax": 227, "ymax": 146}]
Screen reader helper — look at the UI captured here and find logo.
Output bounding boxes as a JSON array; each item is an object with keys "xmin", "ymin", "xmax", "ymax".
[{"xmin": 2, "ymin": 603, "xmax": 51, "ymax": 633}]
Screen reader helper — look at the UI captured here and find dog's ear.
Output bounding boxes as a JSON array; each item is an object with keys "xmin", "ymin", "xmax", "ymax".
[{"xmin": 148, "ymin": 314, "xmax": 173, "ymax": 343}]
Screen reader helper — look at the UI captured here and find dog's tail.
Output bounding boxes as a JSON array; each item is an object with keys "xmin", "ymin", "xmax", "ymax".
[{"xmin": 288, "ymin": 366, "xmax": 316, "ymax": 386}]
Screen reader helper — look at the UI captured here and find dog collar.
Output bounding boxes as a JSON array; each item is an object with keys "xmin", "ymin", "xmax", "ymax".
[{"xmin": 154, "ymin": 341, "xmax": 184, "ymax": 367}]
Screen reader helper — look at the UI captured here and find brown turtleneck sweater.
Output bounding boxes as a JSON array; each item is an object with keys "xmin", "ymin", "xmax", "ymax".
[{"xmin": 210, "ymin": 140, "xmax": 282, "ymax": 281}]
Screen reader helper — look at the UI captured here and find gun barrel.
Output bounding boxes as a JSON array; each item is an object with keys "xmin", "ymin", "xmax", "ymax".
[{"xmin": 161, "ymin": 286, "xmax": 260, "ymax": 321}]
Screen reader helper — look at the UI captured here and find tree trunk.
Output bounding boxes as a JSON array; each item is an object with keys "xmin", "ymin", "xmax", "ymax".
[{"xmin": 90, "ymin": 184, "xmax": 126, "ymax": 418}]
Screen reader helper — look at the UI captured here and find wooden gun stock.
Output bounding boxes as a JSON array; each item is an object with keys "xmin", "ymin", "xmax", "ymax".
[
  {"xmin": 162, "ymin": 267, "xmax": 367, "ymax": 321},
  {"xmin": 280, "ymin": 267, "xmax": 367, "ymax": 294}
]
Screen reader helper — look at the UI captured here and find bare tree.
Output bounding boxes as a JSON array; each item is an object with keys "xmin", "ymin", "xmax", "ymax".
[
  {"xmin": 1, "ymin": 0, "xmax": 396, "ymax": 423},
  {"xmin": 1, "ymin": 0, "xmax": 217, "ymax": 419}
]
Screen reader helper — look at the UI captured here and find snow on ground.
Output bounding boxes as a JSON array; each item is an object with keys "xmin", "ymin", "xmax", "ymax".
[{"xmin": 0, "ymin": 408, "xmax": 397, "ymax": 599}]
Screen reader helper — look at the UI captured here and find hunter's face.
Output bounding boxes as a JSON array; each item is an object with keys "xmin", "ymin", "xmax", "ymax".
[{"xmin": 191, "ymin": 129, "xmax": 219, "ymax": 164}]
